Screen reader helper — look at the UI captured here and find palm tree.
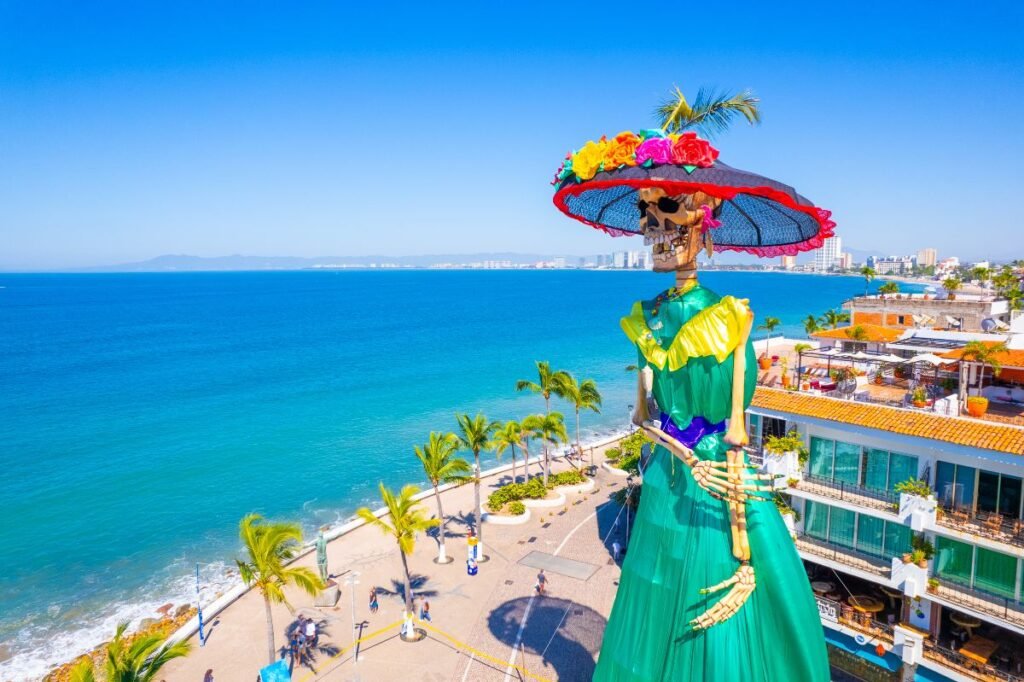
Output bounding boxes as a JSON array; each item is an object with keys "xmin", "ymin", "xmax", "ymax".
[
  {"xmin": 878, "ymin": 281, "xmax": 900, "ymax": 296},
  {"xmin": 69, "ymin": 622, "xmax": 190, "ymax": 682},
  {"xmin": 943, "ymin": 276, "xmax": 963, "ymax": 299},
  {"xmin": 455, "ymin": 412, "xmax": 498, "ymax": 554},
  {"xmin": 414, "ymin": 432, "xmax": 471, "ymax": 564},
  {"xmin": 803, "ymin": 314, "xmax": 822, "ymax": 336},
  {"xmin": 959, "ymin": 341, "xmax": 1008, "ymax": 398},
  {"xmin": 357, "ymin": 484, "xmax": 438, "ymax": 620},
  {"xmin": 656, "ymin": 85, "xmax": 761, "ymax": 137},
  {"xmin": 516, "ymin": 361, "xmax": 570, "ymax": 415},
  {"xmin": 520, "ymin": 413, "xmax": 544, "ymax": 479},
  {"xmin": 820, "ymin": 309, "xmax": 849, "ymax": 330},
  {"xmin": 860, "ymin": 265, "xmax": 876, "ymax": 296},
  {"xmin": 972, "ymin": 266, "xmax": 991, "ymax": 288},
  {"xmin": 557, "ymin": 374, "xmax": 603, "ymax": 467},
  {"xmin": 845, "ymin": 325, "xmax": 870, "ymax": 341},
  {"xmin": 533, "ymin": 412, "xmax": 569, "ymax": 486},
  {"xmin": 757, "ymin": 316, "xmax": 781, "ymax": 356},
  {"xmin": 236, "ymin": 514, "xmax": 323, "ymax": 665},
  {"xmin": 493, "ymin": 420, "xmax": 524, "ymax": 484}
]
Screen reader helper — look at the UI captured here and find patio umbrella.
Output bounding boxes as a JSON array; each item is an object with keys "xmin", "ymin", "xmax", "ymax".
[
  {"xmin": 904, "ymin": 353, "xmax": 947, "ymax": 366},
  {"xmin": 552, "ymin": 130, "xmax": 834, "ymax": 256}
]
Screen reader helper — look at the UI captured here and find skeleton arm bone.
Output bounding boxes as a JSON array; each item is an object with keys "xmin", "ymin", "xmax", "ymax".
[{"xmin": 724, "ymin": 302, "xmax": 755, "ymax": 447}]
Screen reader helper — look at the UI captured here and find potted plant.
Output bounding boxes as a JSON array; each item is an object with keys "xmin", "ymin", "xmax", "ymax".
[
  {"xmin": 780, "ymin": 357, "xmax": 790, "ymax": 388},
  {"xmin": 966, "ymin": 396, "xmax": 989, "ymax": 417},
  {"xmin": 910, "ymin": 534, "xmax": 935, "ymax": 568},
  {"xmin": 943, "ymin": 276, "xmax": 962, "ymax": 300},
  {"xmin": 758, "ymin": 355, "xmax": 773, "ymax": 370},
  {"xmin": 902, "ymin": 551, "xmax": 913, "ymax": 564},
  {"xmin": 757, "ymin": 316, "xmax": 780, "ymax": 368},
  {"xmin": 927, "ymin": 577, "xmax": 939, "ymax": 593},
  {"xmin": 911, "ymin": 386, "xmax": 928, "ymax": 408},
  {"xmin": 910, "ymin": 549, "xmax": 927, "ymax": 568}
]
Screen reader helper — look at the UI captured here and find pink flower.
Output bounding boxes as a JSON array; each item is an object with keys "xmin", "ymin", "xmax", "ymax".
[{"xmin": 634, "ymin": 137, "xmax": 673, "ymax": 165}]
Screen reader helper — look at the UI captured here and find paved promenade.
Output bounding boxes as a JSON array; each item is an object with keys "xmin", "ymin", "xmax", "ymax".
[{"xmin": 162, "ymin": 444, "xmax": 632, "ymax": 682}]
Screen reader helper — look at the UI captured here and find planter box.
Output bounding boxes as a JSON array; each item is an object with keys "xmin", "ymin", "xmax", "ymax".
[
  {"xmin": 763, "ymin": 450, "xmax": 801, "ymax": 481},
  {"xmin": 891, "ymin": 557, "xmax": 930, "ymax": 599},
  {"xmin": 781, "ymin": 511, "xmax": 797, "ymax": 539},
  {"xmin": 601, "ymin": 461, "xmax": 630, "ymax": 478},
  {"xmin": 482, "ymin": 508, "xmax": 532, "ymax": 525},
  {"xmin": 555, "ymin": 477, "xmax": 596, "ymax": 495},
  {"xmin": 522, "ymin": 489, "xmax": 567, "ymax": 509},
  {"xmin": 898, "ymin": 493, "xmax": 937, "ymax": 531}
]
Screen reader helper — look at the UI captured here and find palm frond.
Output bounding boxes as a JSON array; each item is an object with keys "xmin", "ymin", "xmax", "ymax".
[
  {"xmin": 657, "ymin": 85, "xmax": 761, "ymax": 138},
  {"xmin": 69, "ymin": 659, "xmax": 96, "ymax": 682}
]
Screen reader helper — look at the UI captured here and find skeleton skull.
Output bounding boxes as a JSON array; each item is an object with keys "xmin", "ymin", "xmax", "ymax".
[{"xmin": 639, "ymin": 187, "xmax": 721, "ymax": 273}]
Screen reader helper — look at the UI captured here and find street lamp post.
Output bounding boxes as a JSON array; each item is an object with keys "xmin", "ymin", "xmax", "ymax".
[{"xmin": 347, "ymin": 571, "xmax": 361, "ymax": 666}]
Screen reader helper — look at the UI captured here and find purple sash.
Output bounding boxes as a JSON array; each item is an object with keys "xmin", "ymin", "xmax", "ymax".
[{"xmin": 659, "ymin": 412, "xmax": 725, "ymax": 449}]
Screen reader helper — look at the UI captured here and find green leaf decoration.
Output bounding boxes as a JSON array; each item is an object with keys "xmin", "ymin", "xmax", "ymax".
[{"xmin": 683, "ymin": 164, "xmax": 697, "ymax": 174}]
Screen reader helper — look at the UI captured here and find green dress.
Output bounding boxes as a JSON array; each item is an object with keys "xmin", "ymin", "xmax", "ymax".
[{"xmin": 594, "ymin": 284, "xmax": 830, "ymax": 682}]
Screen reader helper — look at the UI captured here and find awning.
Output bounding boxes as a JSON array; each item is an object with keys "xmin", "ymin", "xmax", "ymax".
[{"xmin": 903, "ymin": 353, "xmax": 949, "ymax": 366}]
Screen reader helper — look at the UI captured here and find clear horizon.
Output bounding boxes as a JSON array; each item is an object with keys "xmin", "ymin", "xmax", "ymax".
[{"xmin": 2, "ymin": 2, "xmax": 1022, "ymax": 269}]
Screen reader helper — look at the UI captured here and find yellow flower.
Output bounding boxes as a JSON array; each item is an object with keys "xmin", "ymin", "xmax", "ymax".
[{"xmin": 571, "ymin": 138, "xmax": 607, "ymax": 181}]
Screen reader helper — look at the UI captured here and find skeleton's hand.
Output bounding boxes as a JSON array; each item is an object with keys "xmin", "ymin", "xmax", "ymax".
[
  {"xmin": 690, "ymin": 459, "xmax": 777, "ymax": 503},
  {"xmin": 691, "ymin": 564, "xmax": 756, "ymax": 630}
]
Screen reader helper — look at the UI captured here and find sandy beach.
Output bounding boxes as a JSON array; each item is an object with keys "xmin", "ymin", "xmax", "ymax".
[{"xmin": 151, "ymin": 436, "xmax": 631, "ymax": 682}]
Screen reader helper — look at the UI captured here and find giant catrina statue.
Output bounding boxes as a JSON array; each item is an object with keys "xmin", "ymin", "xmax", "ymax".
[{"xmin": 552, "ymin": 88, "xmax": 833, "ymax": 681}]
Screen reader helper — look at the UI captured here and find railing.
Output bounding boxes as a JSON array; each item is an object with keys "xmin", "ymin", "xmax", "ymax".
[
  {"xmin": 923, "ymin": 640, "xmax": 1024, "ymax": 682},
  {"xmin": 937, "ymin": 507, "xmax": 1024, "ymax": 549},
  {"xmin": 931, "ymin": 579, "xmax": 1024, "ymax": 627},
  {"xmin": 816, "ymin": 594, "xmax": 895, "ymax": 640},
  {"xmin": 795, "ymin": 534, "xmax": 891, "ymax": 577},
  {"xmin": 799, "ymin": 473, "xmax": 899, "ymax": 512}
]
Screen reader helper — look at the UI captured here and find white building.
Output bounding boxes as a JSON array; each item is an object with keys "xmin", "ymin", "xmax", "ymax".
[
  {"xmin": 815, "ymin": 236, "xmax": 842, "ymax": 272},
  {"xmin": 919, "ymin": 249, "xmax": 938, "ymax": 268},
  {"xmin": 781, "ymin": 255, "xmax": 797, "ymax": 270},
  {"xmin": 868, "ymin": 255, "xmax": 917, "ymax": 275},
  {"xmin": 612, "ymin": 251, "xmax": 627, "ymax": 269}
]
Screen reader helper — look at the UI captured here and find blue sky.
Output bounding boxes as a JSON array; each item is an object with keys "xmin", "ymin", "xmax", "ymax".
[{"xmin": 2, "ymin": 1, "xmax": 1022, "ymax": 269}]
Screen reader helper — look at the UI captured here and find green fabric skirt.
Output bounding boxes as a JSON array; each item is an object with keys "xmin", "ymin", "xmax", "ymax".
[{"xmin": 594, "ymin": 435, "xmax": 830, "ymax": 681}]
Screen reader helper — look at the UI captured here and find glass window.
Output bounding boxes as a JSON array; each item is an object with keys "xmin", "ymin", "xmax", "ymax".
[
  {"xmin": 974, "ymin": 548, "xmax": 1018, "ymax": 599},
  {"xmin": 882, "ymin": 523, "xmax": 913, "ymax": 559},
  {"xmin": 809, "ymin": 437, "xmax": 833, "ymax": 480},
  {"xmin": 957, "ymin": 465, "xmax": 976, "ymax": 509},
  {"xmin": 935, "ymin": 461, "xmax": 957, "ymax": 507},
  {"xmin": 887, "ymin": 453, "xmax": 919, "ymax": 492},
  {"xmin": 1000, "ymin": 475, "xmax": 1022, "ymax": 519},
  {"xmin": 857, "ymin": 515, "xmax": 885, "ymax": 557},
  {"xmin": 978, "ymin": 471, "xmax": 1000, "ymax": 514},
  {"xmin": 833, "ymin": 442, "xmax": 861, "ymax": 486},
  {"xmin": 862, "ymin": 449, "xmax": 889, "ymax": 491},
  {"xmin": 829, "ymin": 507, "xmax": 857, "ymax": 548},
  {"xmin": 747, "ymin": 414, "xmax": 761, "ymax": 450},
  {"xmin": 935, "ymin": 537, "xmax": 973, "ymax": 587},
  {"xmin": 804, "ymin": 500, "xmax": 828, "ymax": 540}
]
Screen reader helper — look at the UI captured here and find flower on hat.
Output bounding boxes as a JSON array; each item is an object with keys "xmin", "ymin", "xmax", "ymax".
[
  {"xmin": 571, "ymin": 138, "xmax": 608, "ymax": 181},
  {"xmin": 634, "ymin": 137, "xmax": 673, "ymax": 166},
  {"xmin": 603, "ymin": 131, "xmax": 641, "ymax": 169},
  {"xmin": 671, "ymin": 132, "xmax": 719, "ymax": 167}
]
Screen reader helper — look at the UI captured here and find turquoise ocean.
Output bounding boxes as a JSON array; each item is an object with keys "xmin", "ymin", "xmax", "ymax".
[{"xmin": 0, "ymin": 270, "xmax": 911, "ymax": 678}]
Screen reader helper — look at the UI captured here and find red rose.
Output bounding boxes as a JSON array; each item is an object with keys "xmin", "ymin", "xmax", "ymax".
[{"xmin": 671, "ymin": 132, "xmax": 719, "ymax": 167}]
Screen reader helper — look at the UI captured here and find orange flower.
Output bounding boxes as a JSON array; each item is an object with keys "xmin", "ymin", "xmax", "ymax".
[{"xmin": 603, "ymin": 131, "xmax": 641, "ymax": 168}]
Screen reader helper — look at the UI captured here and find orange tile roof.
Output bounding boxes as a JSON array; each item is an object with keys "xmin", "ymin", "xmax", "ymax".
[
  {"xmin": 751, "ymin": 387, "xmax": 1024, "ymax": 455},
  {"xmin": 811, "ymin": 324, "xmax": 905, "ymax": 344},
  {"xmin": 938, "ymin": 342, "xmax": 1024, "ymax": 369}
]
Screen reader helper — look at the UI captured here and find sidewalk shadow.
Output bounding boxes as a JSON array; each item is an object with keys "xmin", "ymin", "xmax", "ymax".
[
  {"xmin": 487, "ymin": 597, "xmax": 605, "ymax": 682},
  {"xmin": 279, "ymin": 616, "xmax": 341, "ymax": 674},
  {"xmin": 376, "ymin": 573, "xmax": 438, "ymax": 602}
]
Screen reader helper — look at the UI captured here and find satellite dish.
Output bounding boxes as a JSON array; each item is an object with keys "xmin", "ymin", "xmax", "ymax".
[{"xmin": 981, "ymin": 318, "xmax": 997, "ymax": 332}]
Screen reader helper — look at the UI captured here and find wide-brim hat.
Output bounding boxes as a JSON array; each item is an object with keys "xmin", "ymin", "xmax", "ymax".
[{"xmin": 551, "ymin": 130, "xmax": 835, "ymax": 257}]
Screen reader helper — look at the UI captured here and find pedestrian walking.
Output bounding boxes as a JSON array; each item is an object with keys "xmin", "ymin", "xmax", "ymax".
[
  {"xmin": 204, "ymin": 669, "xmax": 214, "ymax": 682},
  {"xmin": 535, "ymin": 569, "xmax": 547, "ymax": 595},
  {"xmin": 304, "ymin": 617, "xmax": 317, "ymax": 648},
  {"xmin": 420, "ymin": 600, "xmax": 432, "ymax": 622},
  {"xmin": 369, "ymin": 586, "xmax": 379, "ymax": 613}
]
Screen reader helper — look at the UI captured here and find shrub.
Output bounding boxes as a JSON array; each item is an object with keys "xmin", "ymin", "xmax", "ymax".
[
  {"xmin": 612, "ymin": 485, "xmax": 642, "ymax": 510},
  {"xmin": 911, "ymin": 534, "xmax": 935, "ymax": 560},
  {"xmin": 520, "ymin": 478, "xmax": 548, "ymax": 500},
  {"xmin": 773, "ymin": 493, "xmax": 801, "ymax": 522},
  {"xmin": 764, "ymin": 430, "xmax": 802, "ymax": 455},
  {"xmin": 605, "ymin": 446, "xmax": 622, "ymax": 461},
  {"xmin": 548, "ymin": 470, "xmax": 586, "ymax": 488},
  {"xmin": 507, "ymin": 501, "xmax": 526, "ymax": 516},
  {"xmin": 894, "ymin": 477, "xmax": 933, "ymax": 499}
]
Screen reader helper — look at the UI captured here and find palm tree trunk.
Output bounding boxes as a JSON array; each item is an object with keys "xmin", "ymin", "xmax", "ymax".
[
  {"xmin": 522, "ymin": 441, "xmax": 531, "ymax": 480},
  {"xmin": 473, "ymin": 450, "xmax": 483, "ymax": 547},
  {"xmin": 511, "ymin": 444, "xmax": 517, "ymax": 483},
  {"xmin": 543, "ymin": 442, "xmax": 549, "ymax": 487},
  {"xmin": 433, "ymin": 483, "xmax": 447, "ymax": 562},
  {"xmin": 400, "ymin": 549, "xmax": 414, "ymax": 615},
  {"xmin": 264, "ymin": 594, "xmax": 276, "ymax": 665}
]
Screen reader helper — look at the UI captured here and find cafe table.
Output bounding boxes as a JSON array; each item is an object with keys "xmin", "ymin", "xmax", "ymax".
[
  {"xmin": 950, "ymin": 612, "xmax": 983, "ymax": 639},
  {"xmin": 959, "ymin": 635, "xmax": 998, "ymax": 668}
]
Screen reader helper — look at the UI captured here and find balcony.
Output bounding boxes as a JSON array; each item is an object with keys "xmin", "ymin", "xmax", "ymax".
[
  {"xmin": 923, "ymin": 640, "xmax": 1024, "ymax": 682},
  {"xmin": 795, "ymin": 534, "xmax": 892, "ymax": 579},
  {"xmin": 796, "ymin": 474, "xmax": 899, "ymax": 515},
  {"xmin": 937, "ymin": 508, "xmax": 1024, "ymax": 550},
  {"xmin": 816, "ymin": 594, "xmax": 895, "ymax": 641},
  {"xmin": 930, "ymin": 579, "xmax": 1024, "ymax": 629}
]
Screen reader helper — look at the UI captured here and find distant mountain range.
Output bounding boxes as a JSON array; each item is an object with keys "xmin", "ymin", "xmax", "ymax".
[{"xmin": 70, "ymin": 247, "xmax": 892, "ymax": 272}]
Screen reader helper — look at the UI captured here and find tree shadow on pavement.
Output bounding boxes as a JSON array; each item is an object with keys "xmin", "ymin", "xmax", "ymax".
[
  {"xmin": 488, "ymin": 596, "xmax": 605, "ymax": 682},
  {"xmin": 376, "ymin": 573, "xmax": 438, "ymax": 602}
]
